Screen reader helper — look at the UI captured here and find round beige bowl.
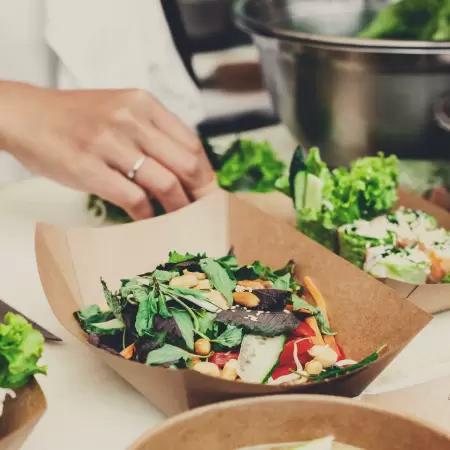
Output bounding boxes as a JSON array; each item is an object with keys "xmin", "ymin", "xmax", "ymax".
[{"xmin": 129, "ymin": 395, "xmax": 450, "ymax": 450}]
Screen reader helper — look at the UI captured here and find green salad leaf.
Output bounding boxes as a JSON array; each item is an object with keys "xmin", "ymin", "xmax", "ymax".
[
  {"xmin": 171, "ymin": 309, "xmax": 194, "ymax": 351},
  {"xmin": 0, "ymin": 313, "xmax": 47, "ymax": 388},
  {"xmin": 289, "ymin": 148, "xmax": 399, "ymax": 251},
  {"xmin": 211, "ymin": 325, "xmax": 243, "ymax": 348},
  {"xmin": 146, "ymin": 344, "xmax": 202, "ymax": 365},
  {"xmin": 135, "ymin": 292, "xmax": 158, "ymax": 337},
  {"xmin": 217, "ymin": 139, "xmax": 286, "ymax": 193},
  {"xmin": 101, "ymin": 278, "xmax": 124, "ymax": 320},
  {"xmin": 200, "ymin": 258, "xmax": 236, "ymax": 306},
  {"xmin": 359, "ymin": 0, "xmax": 450, "ymax": 41}
]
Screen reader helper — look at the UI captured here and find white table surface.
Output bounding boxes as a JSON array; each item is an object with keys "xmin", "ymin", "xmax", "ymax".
[{"xmin": 2, "ymin": 126, "xmax": 450, "ymax": 450}]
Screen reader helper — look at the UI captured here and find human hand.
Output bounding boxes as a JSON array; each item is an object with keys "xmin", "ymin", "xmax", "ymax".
[{"xmin": 0, "ymin": 82, "xmax": 217, "ymax": 219}]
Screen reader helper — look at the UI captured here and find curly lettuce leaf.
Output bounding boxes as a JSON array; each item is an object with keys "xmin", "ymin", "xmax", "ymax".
[
  {"xmin": 359, "ymin": 0, "xmax": 448, "ymax": 41},
  {"xmin": 217, "ymin": 139, "xmax": 286, "ymax": 193},
  {"xmin": 0, "ymin": 313, "xmax": 47, "ymax": 388}
]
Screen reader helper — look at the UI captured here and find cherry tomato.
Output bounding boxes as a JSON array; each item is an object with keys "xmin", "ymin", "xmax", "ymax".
[{"xmin": 210, "ymin": 352, "xmax": 239, "ymax": 368}]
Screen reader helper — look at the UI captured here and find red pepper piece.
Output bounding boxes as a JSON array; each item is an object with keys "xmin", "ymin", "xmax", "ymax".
[
  {"xmin": 210, "ymin": 351, "xmax": 239, "ymax": 368},
  {"xmin": 272, "ymin": 362, "xmax": 297, "ymax": 380},
  {"xmin": 292, "ymin": 321, "xmax": 316, "ymax": 338},
  {"xmin": 279, "ymin": 339, "xmax": 314, "ymax": 366},
  {"xmin": 336, "ymin": 344, "xmax": 346, "ymax": 362}
]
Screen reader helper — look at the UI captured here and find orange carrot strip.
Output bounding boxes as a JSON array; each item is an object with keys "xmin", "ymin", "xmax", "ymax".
[
  {"xmin": 304, "ymin": 317, "xmax": 325, "ymax": 346},
  {"xmin": 120, "ymin": 343, "xmax": 135, "ymax": 360},
  {"xmin": 304, "ymin": 276, "xmax": 338, "ymax": 353}
]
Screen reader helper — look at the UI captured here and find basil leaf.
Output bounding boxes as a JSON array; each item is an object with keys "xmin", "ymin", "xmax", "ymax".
[
  {"xmin": 215, "ymin": 309, "xmax": 299, "ymax": 337},
  {"xmin": 212, "ymin": 325, "xmax": 243, "ymax": 348},
  {"xmin": 135, "ymin": 292, "xmax": 158, "ymax": 336},
  {"xmin": 168, "ymin": 251, "xmax": 205, "ymax": 264},
  {"xmin": 292, "ymin": 294, "xmax": 317, "ymax": 314},
  {"xmin": 315, "ymin": 309, "xmax": 337, "ymax": 336},
  {"xmin": 101, "ymin": 278, "xmax": 124, "ymax": 320},
  {"xmin": 171, "ymin": 309, "xmax": 194, "ymax": 351},
  {"xmin": 197, "ymin": 312, "xmax": 217, "ymax": 334},
  {"xmin": 292, "ymin": 295, "xmax": 336, "ymax": 336},
  {"xmin": 163, "ymin": 286, "xmax": 220, "ymax": 313},
  {"xmin": 158, "ymin": 292, "xmax": 172, "ymax": 319},
  {"xmin": 146, "ymin": 344, "xmax": 198, "ymax": 365},
  {"xmin": 121, "ymin": 282, "xmax": 148, "ymax": 303},
  {"xmin": 200, "ymin": 258, "xmax": 236, "ymax": 306},
  {"xmin": 217, "ymin": 255, "xmax": 239, "ymax": 271},
  {"xmin": 273, "ymin": 273, "xmax": 292, "ymax": 290}
]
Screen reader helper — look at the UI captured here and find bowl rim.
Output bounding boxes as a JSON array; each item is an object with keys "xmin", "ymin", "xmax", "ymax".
[
  {"xmin": 233, "ymin": 0, "xmax": 450, "ymax": 52},
  {"xmin": 128, "ymin": 394, "xmax": 450, "ymax": 449}
]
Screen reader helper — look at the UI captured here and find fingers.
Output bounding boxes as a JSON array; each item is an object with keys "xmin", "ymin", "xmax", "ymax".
[
  {"xmin": 102, "ymin": 138, "xmax": 191, "ymax": 213},
  {"xmin": 85, "ymin": 161, "xmax": 154, "ymax": 221},
  {"xmin": 134, "ymin": 120, "xmax": 216, "ymax": 199}
]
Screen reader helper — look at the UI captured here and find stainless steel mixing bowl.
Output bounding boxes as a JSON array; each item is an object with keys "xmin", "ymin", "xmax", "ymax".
[{"xmin": 234, "ymin": 0, "xmax": 450, "ymax": 166}]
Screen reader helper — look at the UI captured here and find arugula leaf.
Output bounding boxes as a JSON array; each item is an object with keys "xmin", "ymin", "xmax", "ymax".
[
  {"xmin": 135, "ymin": 291, "xmax": 158, "ymax": 336},
  {"xmin": 101, "ymin": 278, "xmax": 124, "ymax": 320},
  {"xmin": 158, "ymin": 292, "xmax": 172, "ymax": 319},
  {"xmin": 215, "ymin": 309, "xmax": 299, "ymax": 337},
  {"xmin": 0, "ymin": 313, "xmax": 47, "ymax": 388},
  {"xmin": 211, "ymin": 325, "xmax": 243, "ymax": 348},
  {"xmin": 200, "ymin": 258, "xmax": 236, "ymax": 306},
  {"xmin": 171, "ymin": 309, "xmax": 194, "ymax": 351},
  {"xmin": 442, "ymin": 273, "xmax": 450, "ymax": 284},
  {"xmin": 312, "ymin": 345, "xmax": 387, "ymax": 382},
  {"xmin": 146, "ymin": 344, "xmax": 200, "ymax": 365}
]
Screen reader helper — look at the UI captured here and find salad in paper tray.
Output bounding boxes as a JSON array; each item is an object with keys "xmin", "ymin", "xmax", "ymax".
[
  {"xmin": 75, "ymin": 251, "xmax": 385, "ymax": 385},
  {"xmin": 284, "ymin": 147, "xmax": 450, "ymax": 285}
]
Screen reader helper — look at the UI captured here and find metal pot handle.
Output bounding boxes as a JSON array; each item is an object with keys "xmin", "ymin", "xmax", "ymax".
[{"xmin": 434, "ymin": 93, "xmax": 450, "ymax": 132}]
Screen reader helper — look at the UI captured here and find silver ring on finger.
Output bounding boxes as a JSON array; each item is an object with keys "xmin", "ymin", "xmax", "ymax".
[{"xmin": 127, "ymin": 156, "xmax": 146, "ymax": 181}]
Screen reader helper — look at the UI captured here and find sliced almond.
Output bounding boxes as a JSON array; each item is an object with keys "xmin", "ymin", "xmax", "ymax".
[
  {"xmin": 232, "ymin": 291, "xmax": 260, "ymax": 308},
  {"xmin": 183, "ymin": 269, "xmax": 206, "ymax": 280},
  {"xmin": 196, "ymin": 279, "xmax": 211, "ymax": 290},
  {"xmin": 237, "ymin": 280, "xmax": 265, "ymax": 290},
  {"xmin": 169, "ymin": 274, "xmax": 198, "ymax": 288}
]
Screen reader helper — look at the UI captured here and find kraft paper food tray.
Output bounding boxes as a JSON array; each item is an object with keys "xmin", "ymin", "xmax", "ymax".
[
  {"xmin": 0, "ymin": 378, "xmax": 47, "ymax": 450},
  {"xmin": 362, "ymin": 375, "xmax": 450, "ymax": 435},
  {"xmin": 35, "ymin": 190, "xmax": 430, "ymax": 416},
  {"xmin": 128, "ymin": 395, "xmax": 450, "ymax": 450},
  {"xmin": 238, "ymin": 189, "xmax": 450, "ymax": 315}
]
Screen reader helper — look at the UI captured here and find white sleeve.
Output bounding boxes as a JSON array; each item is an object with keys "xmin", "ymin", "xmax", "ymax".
[{"xmin": 44, "ymin": 0, "xmax": 205, "ymax": 128}]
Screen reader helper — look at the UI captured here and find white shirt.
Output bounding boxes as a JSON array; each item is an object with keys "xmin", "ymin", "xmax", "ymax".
[{"xmin": 0, "ymin": 0, "xmax": 204, "ymax": 186}]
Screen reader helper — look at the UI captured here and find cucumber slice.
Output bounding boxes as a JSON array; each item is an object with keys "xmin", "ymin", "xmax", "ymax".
[
  {"xmin": 91, "ymin": 318, "xmax": 125, "ymax": 332},
  {"xmin": 294, "ymin": 172, "xmax": 307, "ymax": 210},
  {"xmin": 304, "ymin": 173, "xmax": 324, "ymax": 213},
  {"xmin": 237, "ymin": 334, "xmax": 286, "ymax": 384}
]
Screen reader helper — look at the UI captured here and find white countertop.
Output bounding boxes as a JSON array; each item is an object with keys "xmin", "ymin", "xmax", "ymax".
[{"xmin": 2, "ymin": 126, "xmax": 450, "ymax": 449}]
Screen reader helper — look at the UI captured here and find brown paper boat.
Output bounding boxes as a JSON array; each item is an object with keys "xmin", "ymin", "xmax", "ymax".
[
  {"xmin": 35, "ymin": 190, "xmax": 430, "ymax": 416},
  {"xmin": 128, "ymin": 395, "xmax": 450, "ymax": 450},
  {"xmin": 239, "ymin": 189, "xmax": 450, "ymax": 315},
  {"xmin": 0, "ymin": 379, "xmax": 47, "ymax": 450}
]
